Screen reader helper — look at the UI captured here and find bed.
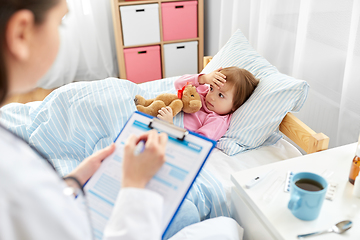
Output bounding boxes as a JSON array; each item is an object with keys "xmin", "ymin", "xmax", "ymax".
[{"xmin": 0, "ymin": 29, "xmax": 329, "ymax": 218}]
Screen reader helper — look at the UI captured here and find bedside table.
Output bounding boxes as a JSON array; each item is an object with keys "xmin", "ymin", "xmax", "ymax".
[{"xmin": 231, "ymin": 142, "xmax": 360, "ymax": 240}]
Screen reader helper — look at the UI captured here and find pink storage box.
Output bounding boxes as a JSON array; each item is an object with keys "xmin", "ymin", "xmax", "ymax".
[
  {"xmin": 124, "ymin": 45, "xmax": 162, "ymax": 83},
  {"xmin": 161, "ymin": 1, "xmax": 198, "ymax": 41}
]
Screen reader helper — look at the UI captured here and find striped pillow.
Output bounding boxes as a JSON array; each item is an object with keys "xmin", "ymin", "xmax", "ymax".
[{"xmin": 201, "ymin": 29, "xmax": 309, "ymax": 156}]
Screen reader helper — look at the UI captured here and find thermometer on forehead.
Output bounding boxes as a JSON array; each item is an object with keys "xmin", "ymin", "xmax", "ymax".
[{"xmin": 245, "ymin": 169, "xmax": 275, "ymax": 189}]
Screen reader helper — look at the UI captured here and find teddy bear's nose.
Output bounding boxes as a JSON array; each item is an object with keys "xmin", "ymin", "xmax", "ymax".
[{"xmin": 191, "ymin": 95, "xmax": 194, "ymax": 97}]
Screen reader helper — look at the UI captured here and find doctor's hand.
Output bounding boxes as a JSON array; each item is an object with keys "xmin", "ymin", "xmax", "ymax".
[
  {"xmin": 122, "ymin": 130, "xmax": 167, "ymax": 189},
  {"xmin": 66, "ymin": 144, "xmax": 116, "ymax": 185}
]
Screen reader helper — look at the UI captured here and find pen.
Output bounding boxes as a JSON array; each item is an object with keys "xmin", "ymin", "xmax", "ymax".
[
  {"xmin": 245, "ymin": 169, "xmax": 274, "ymax": 189},
  {"xmin": 134, "ymin": 140, "xmax": 145, "ymax": 156}
]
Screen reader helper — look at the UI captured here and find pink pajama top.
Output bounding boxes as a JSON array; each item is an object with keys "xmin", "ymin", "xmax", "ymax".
[{"xmin": 174, "ymin": 74, "xmax": 232, "ymax": 141}]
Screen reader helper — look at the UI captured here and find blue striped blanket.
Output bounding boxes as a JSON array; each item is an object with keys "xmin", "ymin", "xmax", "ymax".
[{"xmin": 0, "ymin": 77, "xmax": 229, "ymax": 220}]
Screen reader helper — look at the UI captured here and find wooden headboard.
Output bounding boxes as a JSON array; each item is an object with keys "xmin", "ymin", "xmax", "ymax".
[
  {"xmin": 203, "ymin": 56, "xmax": 329, "ymax": 154},
  {"xmin": 3, "ymin": 88, "xmax": 54, "ymax": 106}
]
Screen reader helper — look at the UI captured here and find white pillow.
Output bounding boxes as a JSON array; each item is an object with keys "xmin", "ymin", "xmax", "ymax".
[{"xmin": 201, "ymin": 29, "xmax": 309, "ymax": 156}]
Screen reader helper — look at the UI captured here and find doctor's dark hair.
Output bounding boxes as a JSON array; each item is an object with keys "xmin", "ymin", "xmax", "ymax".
[
  {"xmin": 220, "ymin": 67, "xmax": 259, "ymax": 113},
  {"xmin": 0, "ymin": 0, "xmax": 60, "ymax": 104}
]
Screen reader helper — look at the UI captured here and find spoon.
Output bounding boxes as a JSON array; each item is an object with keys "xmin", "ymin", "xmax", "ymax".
[{"xmin": 297, "ymin": 220, "xmax": 352, "ymax": 238}]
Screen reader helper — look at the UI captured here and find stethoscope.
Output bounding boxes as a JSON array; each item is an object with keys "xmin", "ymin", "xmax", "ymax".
[{"xmin": 0, "ymin": 124, "xmax": 95, "ymax": 240}]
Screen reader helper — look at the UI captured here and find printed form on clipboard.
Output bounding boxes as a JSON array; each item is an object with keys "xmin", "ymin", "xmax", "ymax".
[{"xmin": 83, "ymin": 111, "xmax": 216, "ymax": 239}]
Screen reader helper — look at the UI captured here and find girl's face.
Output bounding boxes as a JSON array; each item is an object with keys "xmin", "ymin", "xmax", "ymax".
[
  {"xmin": 205, "ymin": 82, "xmax": 235, "ymax": 115},
  {"xmin": 9, "ymin": 0, "xmax": 68, "ymax": 94}
]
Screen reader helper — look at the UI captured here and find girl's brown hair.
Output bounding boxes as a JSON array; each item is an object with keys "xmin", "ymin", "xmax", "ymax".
[
  {"xmin": 0, "ymin": 0, "xmax": 59, "ymax": 104},
  {"xmin": 221, "ymin": 67, "xmax": 259, "ymax": 112}
]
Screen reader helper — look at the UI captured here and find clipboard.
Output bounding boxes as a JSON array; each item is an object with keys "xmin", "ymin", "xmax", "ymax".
[{"xmin": 83, "ymin": 111, "xmax": 216, "ymax": 239}]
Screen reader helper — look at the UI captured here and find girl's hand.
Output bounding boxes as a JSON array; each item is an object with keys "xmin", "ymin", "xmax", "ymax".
[
  {"xmin": 157, "ymin": 106, "xmax": 174, "ymax": 124},
  {"xmin": 199, "ymin": 67, "xmax": 226, "ymax": 89},
  {"xmin": 66, "ymin": 144, "xmax": 116, "ymax": 185},
  {"xmin": 122, "ymin": 130, "xmax": 168, "ymax": 188}
]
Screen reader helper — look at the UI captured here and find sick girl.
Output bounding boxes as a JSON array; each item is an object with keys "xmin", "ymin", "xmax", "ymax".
[{"xmin": 158, "ymin": 67, "xmax": 259, "ymax": 140}]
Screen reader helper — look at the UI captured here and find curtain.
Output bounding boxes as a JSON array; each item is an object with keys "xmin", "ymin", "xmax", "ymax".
[
  {"xmin": 205, "ymin": 0, "xmax": 360, "ymax": 149},
  {"xmin": 37, "ymin": 0, "xmax": 119, "ymax": 88}
]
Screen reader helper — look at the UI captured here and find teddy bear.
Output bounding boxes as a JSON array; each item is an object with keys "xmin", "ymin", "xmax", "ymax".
[{"xmin": 134, "ymin": 84, "xmax": 202, "ymax": 117}]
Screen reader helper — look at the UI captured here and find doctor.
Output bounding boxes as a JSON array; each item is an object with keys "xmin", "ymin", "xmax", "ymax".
[{"xmin": 0, "ymin": 0, "xmax": 243, "ymax": 239}]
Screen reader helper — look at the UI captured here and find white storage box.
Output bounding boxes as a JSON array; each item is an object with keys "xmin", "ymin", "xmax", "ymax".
[
  {"xmin": 120, "ymin": 4, "xmax": 160, "ymax": 46},
  {"xmin": 163, "ymin": 41, "xmax": 198, "ymax": 78}
]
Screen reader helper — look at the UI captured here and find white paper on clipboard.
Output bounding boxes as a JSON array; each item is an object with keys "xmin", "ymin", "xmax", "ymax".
[{"xmin": 83, "ymin": 111, "xmax": 216, "ymax": 239}]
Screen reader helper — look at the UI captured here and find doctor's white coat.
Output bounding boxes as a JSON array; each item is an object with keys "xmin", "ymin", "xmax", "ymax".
[{"xmin": 0, "ymin": 125, "xmax": 243, "ymax": 240}]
